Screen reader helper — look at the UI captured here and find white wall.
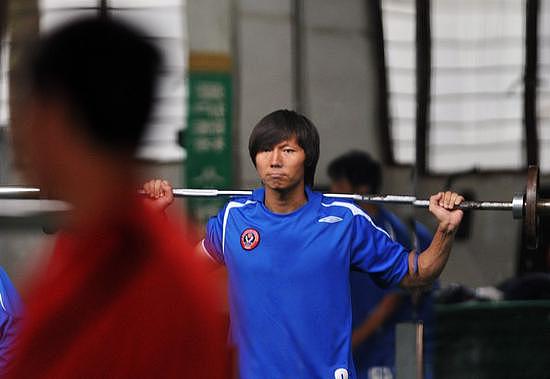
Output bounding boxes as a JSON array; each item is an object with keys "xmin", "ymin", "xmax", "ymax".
[
  {"xmin": 304, "ymin": 0, "xmax": 382, "ymax": 185},
  {"xmin": 237, "ymin": 0, "xmax": 293, "ymax": 187}
]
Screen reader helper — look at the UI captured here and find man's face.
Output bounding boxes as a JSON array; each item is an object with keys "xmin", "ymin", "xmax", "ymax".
[
  {"xmin": 255, "ymin": 136, "xmax": 306, "ymax": 192},
  {"xmin": 330, "ymin": 178, "xmax": 353, "ymax": 194},
  {"xmin": 330, "ymin": 178, "xmax": 369, "ymax": 195},
  {"xmin": 18, "ymin": 95, "xmax": 82, "ymax": 199},
  {"xmin": 18, "ymin": 97, "xmax": 58, "ymax": 190}
]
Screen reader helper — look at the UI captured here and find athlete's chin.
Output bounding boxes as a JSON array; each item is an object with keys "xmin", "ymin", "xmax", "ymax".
[
  {"xmin": 265, "ymin": 182, "xmax": 290, "ymax": 191},
  {"xmin": 263, "ymin": 178, "xmax": 303, "ymax": 193},
  {"xmin": 263, "ymin": 178, "xmax": 289, "ymax": 190}
]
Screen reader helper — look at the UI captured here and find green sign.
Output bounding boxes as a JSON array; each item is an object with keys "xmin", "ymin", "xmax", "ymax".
[{"xmin": 185, "ymin": 70, "xmax": 233, "ymax": 223}]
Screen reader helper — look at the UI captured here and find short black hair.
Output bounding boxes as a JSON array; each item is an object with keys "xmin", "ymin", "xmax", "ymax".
[
  {"xmin": 248, "ymin": 109, "xmax": 320, "ymax": 187},
  {"xmin": 28, "ymin": 16, "xmax": 161, "ymax": 154},
  {"xmin": 327, "ymin": 150, "xmax": 382, "ymax": 193}
]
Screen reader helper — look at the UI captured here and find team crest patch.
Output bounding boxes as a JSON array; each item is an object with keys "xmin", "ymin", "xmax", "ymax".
[{"xmin": 240, "ymin": 228, "xmax": 260, "ymax": 251}]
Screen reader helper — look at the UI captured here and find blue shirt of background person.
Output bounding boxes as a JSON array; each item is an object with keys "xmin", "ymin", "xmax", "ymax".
[
  {"xmin": 351, "ymin": 219, "xmax": 437, "ymax": 379},
  {"xmin": 350, "ymin": 208, "xmax": 413, "ymax": 379},
  {"xmin": 397, "ymin": 220, "xmax": 437, "ymax": 379},
  {"xmin": 328, "ymin": 151, "xmax": 435, "ymax": 379},
  {"xmin": 0, "ymin": 267, "xmax": 23, "ymax": 375}
]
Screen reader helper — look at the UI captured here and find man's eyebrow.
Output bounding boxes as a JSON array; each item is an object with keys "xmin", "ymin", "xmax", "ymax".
[{"xmin": 279, "ymin": 140, "xmax": 300, "ymax": 148}]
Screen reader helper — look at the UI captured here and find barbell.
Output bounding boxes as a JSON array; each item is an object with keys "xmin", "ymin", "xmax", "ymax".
[{"xmin": 0, "ymin": 165, "xmax": 544, "ymax": 248}]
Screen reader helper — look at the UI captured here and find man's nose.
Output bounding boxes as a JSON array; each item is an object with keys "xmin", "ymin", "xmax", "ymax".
[{"xmin": 269, "ymin": 149, "xmax": 282, "ymax": 167}]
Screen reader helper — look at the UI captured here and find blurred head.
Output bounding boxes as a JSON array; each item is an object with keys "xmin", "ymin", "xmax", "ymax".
[
  {"xmin": 327, "ymin": 150, "xmax": 382, "ymax": 194},
  {"xmin": 28, "ymin": 16, "xmax": 160, "ymax": 154},
  {"xmin": 20, "ymin": 16, "xmax": 161, "ymax": 196},
  {"xmin": 248, "ymin": 110, "xmax": 320, "ymax": 187}
]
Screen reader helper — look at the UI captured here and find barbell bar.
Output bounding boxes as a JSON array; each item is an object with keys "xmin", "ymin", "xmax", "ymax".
[
  {"xmin": 0, "ymin": 165, "xmax": 543, "ymax": 248},
  {"xmin": 0, "ymin": 187, "xmax": 523, "ymax": 212},
  {"xmin": 174, "ymin": 191, "xmax": 522, "ymax": 214}
]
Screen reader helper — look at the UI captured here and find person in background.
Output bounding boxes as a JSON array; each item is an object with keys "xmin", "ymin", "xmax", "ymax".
[
  {"xmin": 0, "ymin": 267, "xmax": 23, "ymax": 375},
  {"xmin": 328, "ymin": 150, "xmax": 435, "ymax": 379},
  {"xmin": 7, "ymin": 16, "xmax": 231, "ymax": 378}
]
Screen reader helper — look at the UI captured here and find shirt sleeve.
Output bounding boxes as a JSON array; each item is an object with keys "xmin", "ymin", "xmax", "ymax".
[
  {"xmin": 202, "ymin": 205, "xmax": 227, "ymax": 265},
  {"xmin": 350, "ymin": 215, "xmax": 410, "ymax": 288}
]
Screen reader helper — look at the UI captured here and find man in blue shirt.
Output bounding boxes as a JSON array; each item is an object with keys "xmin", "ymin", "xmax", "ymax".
[
  {"xmin": 145, "ymin": 109, "xmax": 464, "ymax": 379},
  {"xmin": 328, "ymin": 151, "xmax": 435, "ymax": 379}
]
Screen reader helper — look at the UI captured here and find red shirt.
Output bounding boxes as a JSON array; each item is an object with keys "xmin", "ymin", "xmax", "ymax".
[{"xmin": 8, "ymin": 199, "xmax": 232, "ymax": 378}]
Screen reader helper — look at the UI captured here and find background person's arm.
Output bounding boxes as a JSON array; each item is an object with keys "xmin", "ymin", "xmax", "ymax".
[{"xmin": 351, "ymin": 293, "xmax": 402, "ymax": 350}]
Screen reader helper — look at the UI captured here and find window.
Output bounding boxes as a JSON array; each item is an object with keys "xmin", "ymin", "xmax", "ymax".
[
  {"xmin": 538, "ymin": 0, "xmax": 550, "ymax": 172},
  {"xmin": 429, "ymin": 0, "xmax": 526, "ymax": 172},
  {"xmin": 382, "ymin": 0, "xmax": 416, "ymax": 164},
  {"xmin": 380, "ymin": 0, "xmax": 531, "ymax": 172},
  {"xmin": 3, "ymin": 0, "xmax": 188, "ymax": 161}
]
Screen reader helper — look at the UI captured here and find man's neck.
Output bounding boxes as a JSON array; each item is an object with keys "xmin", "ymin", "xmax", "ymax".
[
  {"xmin": 264, "ymin": 183, "xmax": 308, "ymax": 214},
  {"xmin": 67, "ymin": 158, "xmax": 137, "ymax": 230}
]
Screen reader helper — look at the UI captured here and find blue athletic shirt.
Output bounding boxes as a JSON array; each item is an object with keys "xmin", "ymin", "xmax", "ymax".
[
  {"xmin": 203, "ymin": 187, "xmax": 410, "ymax": 379},
  {"xmin": 0, "ymin": 267, "xmax": 23, "ymax": 375}
]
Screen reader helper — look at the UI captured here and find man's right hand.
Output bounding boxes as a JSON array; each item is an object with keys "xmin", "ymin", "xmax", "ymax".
[{"xmin": 142, "ymin": 179, "xmax": 174, "ymax": 213}]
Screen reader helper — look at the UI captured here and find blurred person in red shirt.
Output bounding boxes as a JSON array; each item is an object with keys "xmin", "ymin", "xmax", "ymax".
[{"xmin": 7, "ymin": 16, "xmax": 232, "ymax": 378}]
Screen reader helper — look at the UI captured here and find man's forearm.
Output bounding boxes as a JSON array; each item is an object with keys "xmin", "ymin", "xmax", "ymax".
[{"xmin": 401, "ymin": 222, "xmax": 456, "ymax": 288}]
